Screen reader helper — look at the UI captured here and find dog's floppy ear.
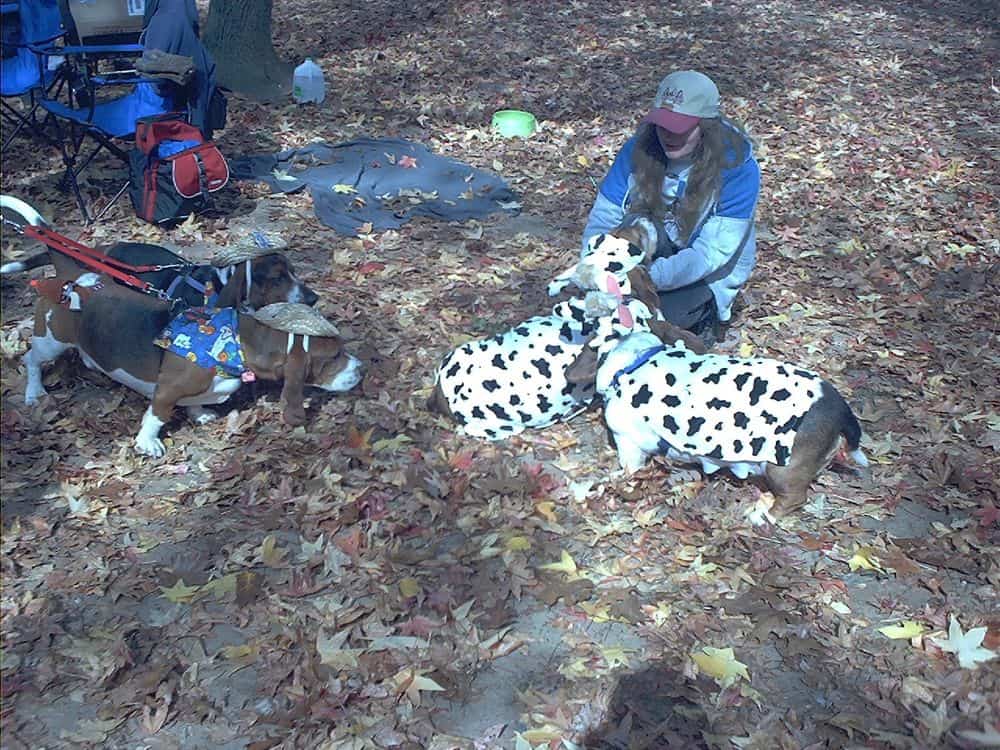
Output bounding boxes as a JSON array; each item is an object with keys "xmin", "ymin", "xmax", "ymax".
[
  {"xmin": 214, "ymin": 263, "xmax": 246, "ymax": 309},
  {"xmin": 648, "ymin": 318, "xmax": 708, "ymax": 355},
  {"xmin": 612, "ymin": 215, "xmax": 658, "ymax": 261},
  {"xmin": 280, "ymin": 338, "xmax": 308, "ymax": 426},
  {"xmin": 625, "ymin": 265, "xmax": 660, "ymax": 315},
  {"xmin": 565, "ymin": 339, "xmax": 600, "ymax": 384}
]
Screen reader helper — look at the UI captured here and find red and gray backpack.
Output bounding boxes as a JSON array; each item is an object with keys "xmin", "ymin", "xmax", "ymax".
[{"xmin": 128, "ymin": 114, "xmax": 229, "ymax": 226}]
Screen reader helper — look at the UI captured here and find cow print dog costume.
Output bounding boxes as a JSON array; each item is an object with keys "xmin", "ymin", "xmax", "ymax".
[
  {"xmin": 428, "ymin": 295, "xmax": 661, "ymax": 440},
  {"xmin": 566, "ymin": 330, "xmax": 869, "ymax": 520},
  {"xmin": 428, "ymin": 217, "xmax": 705, "ymax": 440}
]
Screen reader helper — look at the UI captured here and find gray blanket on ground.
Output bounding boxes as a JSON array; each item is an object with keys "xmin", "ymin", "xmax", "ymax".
[{"xmin": 229, "ymin": 138, "xmax": 520, "ymax": 236}]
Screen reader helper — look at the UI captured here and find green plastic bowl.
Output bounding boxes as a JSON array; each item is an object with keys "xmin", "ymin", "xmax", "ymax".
[{"xmin": 492, "ymin": 109, "xmax": 537, "ymax": 138}]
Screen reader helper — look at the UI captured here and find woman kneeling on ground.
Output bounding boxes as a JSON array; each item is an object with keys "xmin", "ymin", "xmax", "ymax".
[{"xmin": 581, "ymin": 70, "xmax": 760, "ymax": 347}]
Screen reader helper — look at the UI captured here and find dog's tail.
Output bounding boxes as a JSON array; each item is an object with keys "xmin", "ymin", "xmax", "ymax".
[
  {"xmin": 426, "ymin": 381, "xmax": 454, "ymax": 419},
  {"xmin": 828, "ymin": 383, "xmax": 869, "ymax": 468},
  {"xmin": 1, "ymin": 251, "xmax": 53, "ymax": 275},
  {"xmin": 840, "ymin": 406, "xmax": 869, "ymax": 467},
  {"xmin": 1, "ymin": 195, "xmax": 52, "ymax": 275}
]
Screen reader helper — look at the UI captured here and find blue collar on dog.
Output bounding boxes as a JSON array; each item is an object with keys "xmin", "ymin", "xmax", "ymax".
[{"xmin": 610, "ymin": 344, "xmax": 665, "ymax": 388}]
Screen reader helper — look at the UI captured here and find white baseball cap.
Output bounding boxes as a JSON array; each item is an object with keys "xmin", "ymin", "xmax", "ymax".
[{"xmin": 643, "ymin": 70, "xmax": 720, "ymax": 133}]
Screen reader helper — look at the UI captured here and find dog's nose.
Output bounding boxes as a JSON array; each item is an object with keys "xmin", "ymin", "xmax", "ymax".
[{"xmin": 302, "ymin": 287, "xmax": 319, "ymax": 306}]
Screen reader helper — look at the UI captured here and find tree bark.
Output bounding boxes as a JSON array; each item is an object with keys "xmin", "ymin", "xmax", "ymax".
[{"xmin": 203, "ymin": 0, "xmax": 293, "ymax": 102}]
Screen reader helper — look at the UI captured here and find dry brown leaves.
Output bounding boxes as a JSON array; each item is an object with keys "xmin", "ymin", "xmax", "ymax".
[{"xmin": 1, "ymin": 0, "xmax": 998, "ymax": 748}]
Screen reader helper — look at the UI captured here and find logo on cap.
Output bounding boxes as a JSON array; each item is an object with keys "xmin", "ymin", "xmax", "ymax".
[{"xmin": 659, "ymin": 87, "xmax": 685, "ymax": 110}]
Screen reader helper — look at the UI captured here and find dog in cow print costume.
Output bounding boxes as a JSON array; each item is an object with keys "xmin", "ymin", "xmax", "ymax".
[
  {"xmin": 427, "ymin": 217, "xmax": 705, "ymax": 440},
  {"xmin": 565, "ymin": 329, "xmax": 869, "ymax": 519}
]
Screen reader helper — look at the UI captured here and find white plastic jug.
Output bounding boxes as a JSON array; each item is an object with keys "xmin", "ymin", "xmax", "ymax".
[{"xmin": 292, "ymin": 58, "xmax": 325, "ymax": 104}]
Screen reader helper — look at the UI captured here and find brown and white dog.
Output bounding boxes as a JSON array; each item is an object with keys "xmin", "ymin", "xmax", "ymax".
[
  {"xmin": 566, "ymin": 329, "xmax": 869, "ymax": 521},
  {"xmin": 0, "ymin": 194, "xmax": 318, "ymax": 310},
  {"xmin": 24, "ymin": 274, "xmax": 363, "ymax": 457}
]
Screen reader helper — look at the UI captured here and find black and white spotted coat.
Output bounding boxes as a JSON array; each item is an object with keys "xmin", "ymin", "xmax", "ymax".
[
  {"xmin": 595, "ymin": 331, "xmax": 829, "ymax": 477},
  {"xmin": 433, "ymin": 295, "xmax": 659, "ymax": 440},
  {"xmin": 548, "ymin": 228, "xmax": 650, "ymax": 297}
]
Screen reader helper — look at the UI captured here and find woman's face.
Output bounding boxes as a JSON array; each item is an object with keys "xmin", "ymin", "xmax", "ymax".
[{"xmin": 656, "ymin": 124, "xmax": 702, "ymax": 159}]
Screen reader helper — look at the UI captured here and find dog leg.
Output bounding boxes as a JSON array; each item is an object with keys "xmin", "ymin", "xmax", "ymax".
[
  {"xmin": 763, "ymin": 463, "xmax": 814, "ymax": 519},
  {"xmin": 764, "ymin": 434, "xmax": 838, "ymax": 519},
  {"xmin": 765, "ymin": 393, "xmax": 845, "ymax": 518},
  {"xmin": 23, "ymin": 330, "xmax": 70, "ymax": 405},
  {"xmin": 134, "ymin": 406, "xmax": 167, "ymax": 458},
  {"xmin": 613, "ymin": 431, "xmax": 649, "ymax": 474},
  {"xmin": 137, "ymin": 358, "xmax": 216, "ymax": 457}
]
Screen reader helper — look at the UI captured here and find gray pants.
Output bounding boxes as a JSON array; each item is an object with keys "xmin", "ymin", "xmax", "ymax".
[{"xmin": 658, "ymin": 280, "xmax": 716, "ymax": 332}]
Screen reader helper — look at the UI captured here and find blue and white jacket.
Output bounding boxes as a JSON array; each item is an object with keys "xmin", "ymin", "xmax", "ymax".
[{"xmin": 582, "ymin": 126, "xmax": 760, "ymax": 322}]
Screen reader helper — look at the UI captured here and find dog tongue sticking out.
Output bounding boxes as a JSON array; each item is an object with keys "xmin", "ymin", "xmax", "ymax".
[{"xmin": 605, "ymin": 275, "xmax": 634, "ymax": 328}]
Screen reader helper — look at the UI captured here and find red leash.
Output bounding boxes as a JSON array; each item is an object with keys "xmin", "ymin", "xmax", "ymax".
[{"xmin": 23, "ymin": 225, "xmax": 170, "ymax": 298}]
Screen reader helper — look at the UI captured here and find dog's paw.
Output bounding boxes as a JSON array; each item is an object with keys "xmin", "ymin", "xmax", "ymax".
[
  {"xmin": 282, "ymin": 406, "xmax": 307, "ymax": 427},
  {"xmin": 134, "ymin": 435, "xmax": 166, "ymax": 458},
  {"xmin": 744, "ymin": 492, "xmax": 776, "ymax": 526},
  {"xmin": 187, "ymin": 406, "xmax": 218, "ymax": 425}
]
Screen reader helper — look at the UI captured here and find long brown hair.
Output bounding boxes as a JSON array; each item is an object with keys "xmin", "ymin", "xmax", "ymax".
[{"xmin": 630, "ymin": 118, "xmax": 751, "ymax": 245}]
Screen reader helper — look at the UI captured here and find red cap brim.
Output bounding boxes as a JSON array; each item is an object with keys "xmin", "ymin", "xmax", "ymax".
[{"xmin": 643, "ymin": 108, "xmax": 701, "ymax": 133}]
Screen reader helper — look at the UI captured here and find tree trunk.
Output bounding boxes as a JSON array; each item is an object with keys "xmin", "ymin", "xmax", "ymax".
[{"xmin": 203, "ymin": 0, "xmax": 293, "ymax": 102}]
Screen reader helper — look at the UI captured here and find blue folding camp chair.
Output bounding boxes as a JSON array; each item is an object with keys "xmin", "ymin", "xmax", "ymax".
[
  {"xmin": 0, "ymin": 0, "xmax": 66, "ymax": 151},
  {"xmin": 33, "ymin": 0, "xmax": 220, "ymax": 222}
]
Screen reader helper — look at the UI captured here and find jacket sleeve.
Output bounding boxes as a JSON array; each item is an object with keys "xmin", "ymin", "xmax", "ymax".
[
  {"xmin": 580, "ymin": 139, "xmax": 635, "ymax": 255},
  {"xmin": 649, "ymin": 155, "xmax": 760, "ymax": 290}
]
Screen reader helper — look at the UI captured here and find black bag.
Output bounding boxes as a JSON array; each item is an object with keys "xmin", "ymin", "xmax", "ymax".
[
  {"xmin": 127, "ymin": 114, "xmax": 229, "ymax": 226},
  {"xmin": 207, "ymin": 88, "xmax": 227, "ymax": 134}
]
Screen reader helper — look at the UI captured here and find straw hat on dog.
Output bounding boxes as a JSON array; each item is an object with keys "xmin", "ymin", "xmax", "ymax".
[
  {"xmin": 252, "ymin": 303, "xmax": 340, "ymax": 337},
  {"xmin": 211, "ymin": 231, "xmax": 289, "ymax": 267}
]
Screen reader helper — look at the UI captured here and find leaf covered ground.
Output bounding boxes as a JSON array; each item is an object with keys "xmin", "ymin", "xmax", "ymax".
[{"xmin": 1, "ymin": 1, "xmax": 998, "ymax": 748}]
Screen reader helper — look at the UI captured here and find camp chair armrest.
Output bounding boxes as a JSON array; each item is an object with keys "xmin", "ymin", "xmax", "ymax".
[{"xmin": 58, "ymin": 43, "xmax": 144, "ymax": 56}]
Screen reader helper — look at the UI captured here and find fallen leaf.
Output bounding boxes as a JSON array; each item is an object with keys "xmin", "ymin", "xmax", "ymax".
[
  {"xmin": 539, "ymin": 550, "xmax": 578, "ymax": 577},
  {"xmin": 758, "ymin": 312, "xmax": 791, "ymax": 330},
  {"xmin": 201, "ymin": 573, "xmax": 237, "ymax": 600},
  {"xmin": 399, "ymin": 577, "xmax": 422, "ymax": 598},
  {"xmin": 599, "ymin": 645, "xmax": 635, "ymax": 669},
  {"xmin": 317, "ymin": 628, "xmax": 362, "ymax": 670},
  {"xmin": 272, "ymin": 168, "xmax": 298, "ymax": 182},
  {"xmin": 533, "ymin": 502, "xmax": 557, "ymax": 523},
  {"xmin": 879, "ymin": 621, "xmax": 927, "ymax": 639},
  {"xmin": 159, "ymin": 579, "xmax": 201, "ymax": 604},
  {"xmin": 220, "ymin": 642, "xmax": 259, "ymax": 661},
  {"xmin": 59, "ymin": 718, "xmax": 126, "ymax": 744},
  {"xmin": 505, "ymin": 535, "xmax": 532, "ymax": 552},
  {"xmin": 578, "ymin": 601, "xmax": 614, "ymax": 623},
  {"xmin": 260, "ymin": 535, "xmax": 288, "ymax": 568},
  {"xmin": 392, "ymin": 667, "xmax": 445, "ymax": 706},
  {"xmin": 691, "ymin": 646, "xmax": 751, "ymax": 688},
  {"xmin": 958, "ymin": 725, "xmax": 1000, "ymax": 746},
  {"xmin": 932, "ymin": 615, "xmax": 997, "ymax": 669},
  {"xmin": 848, "ymin": 546, "xmax": 884, "ymax": 572}
]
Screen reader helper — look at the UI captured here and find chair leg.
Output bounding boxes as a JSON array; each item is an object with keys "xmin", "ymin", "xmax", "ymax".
[
  {"xmin": 54, "ymin": 127, "xmax": 110, "ymax": 223},
  {"xmin": 65, "ymin": 168, "xmax": 92, "ymax": 223},
  {"xmin": 90, "ymin": 180, "xmax": 130, "ymax": 223},
  {"xmin": 1, "ymin": 113, "xmax": 30, "ymax": 151},
  {"xmin": 1, "ymin": 99, "xmax": 38, "ymax": 151},
  {"xmin": 56, "ymin": 133, "xmax": 92, "ymax": 223}
]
